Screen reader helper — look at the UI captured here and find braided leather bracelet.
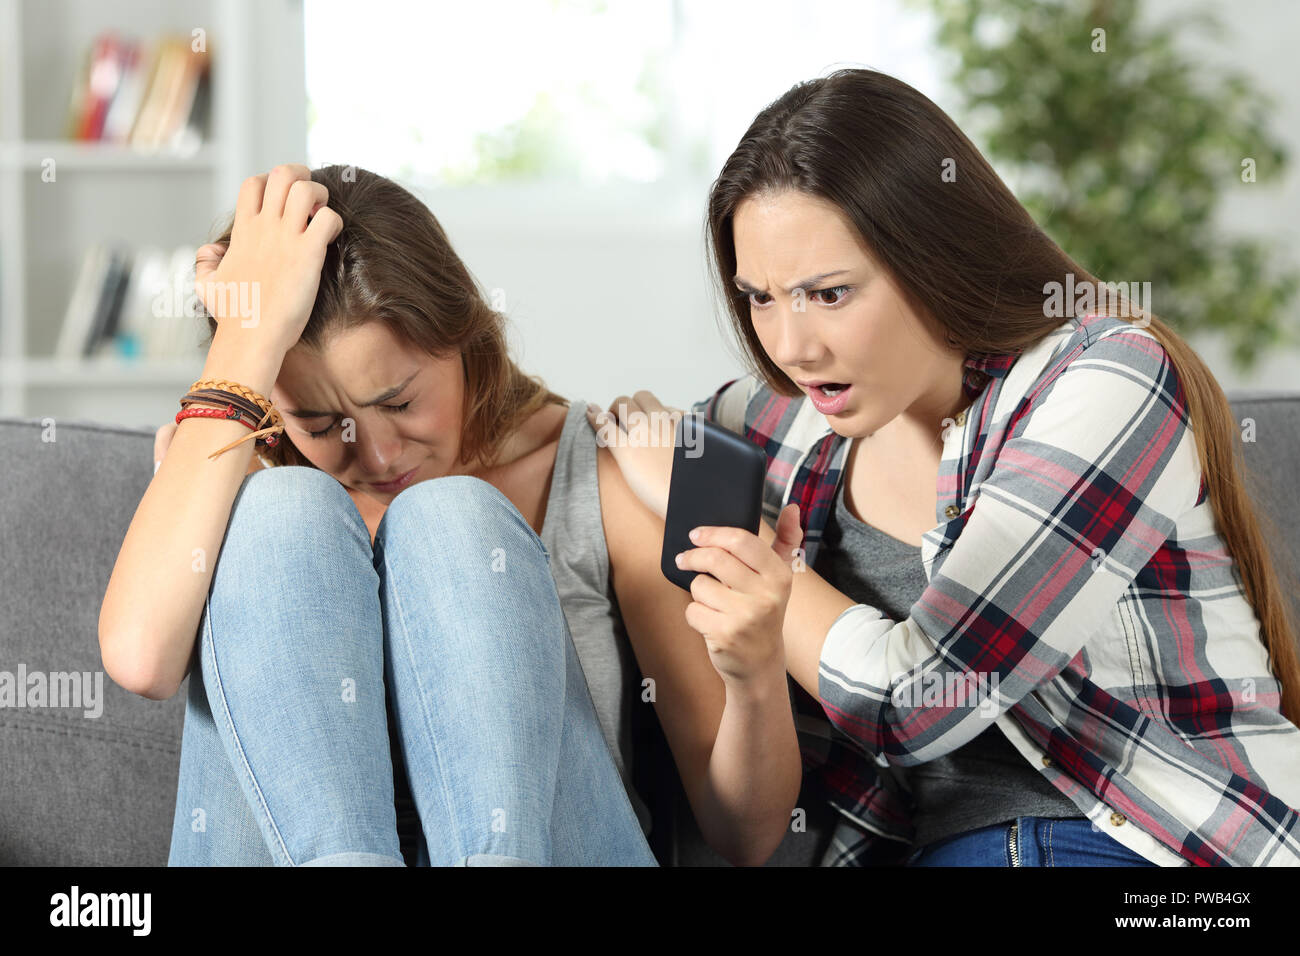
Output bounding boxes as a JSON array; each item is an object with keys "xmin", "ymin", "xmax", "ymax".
[
  {"xmin": 177, "ymin": 379, "xmax": 286, "ymax": 459},
  {"xmin": 181, "ymin": 389, "xmax": 269, "ymax": 428}
]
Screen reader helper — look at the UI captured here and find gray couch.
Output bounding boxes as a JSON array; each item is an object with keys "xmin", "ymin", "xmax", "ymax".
[{"xmin": 3, "ymin": 389, "xmax": 1298, "ymax": 866}]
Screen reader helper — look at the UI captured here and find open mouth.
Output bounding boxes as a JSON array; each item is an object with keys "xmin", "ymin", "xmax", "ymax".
[{"xmin": 802, "ymin": 380, "xmax": 854, "ymax": 414}]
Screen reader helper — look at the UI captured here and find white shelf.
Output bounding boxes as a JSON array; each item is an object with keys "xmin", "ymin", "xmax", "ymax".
[
  {"xmin": 6, "ymin": 356, "xmax": 204, "ymax": 386},
  {"xmin": 0, "ymin": 0, "xmax": 306, "ymax": 427},
  {"xmin": 0, "ymin": 141, "xmax": 218, "ymax": 170}
]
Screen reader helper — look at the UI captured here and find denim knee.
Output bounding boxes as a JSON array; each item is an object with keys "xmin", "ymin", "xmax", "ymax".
[
  {"xmin": 212, "ymin": 465, "xmax": 375, "ymax": 637},
  {"xmin": 225, "ymin": 465, "xmax": 365, "ymax": 544},
  {"xmin": 373, "ymin": 475, "xmax": 562, "ymax": 669},
  {"xmin": 375, "ymin": 474, "xmax": 546, "ymax": 559},
  {"xmin": 234, "ymin": 464, "xmax": 352, "ymax": 511}
]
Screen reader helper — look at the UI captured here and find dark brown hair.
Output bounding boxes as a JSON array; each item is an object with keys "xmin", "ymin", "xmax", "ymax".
[
  {"xmin": 705, "ymin": 68, "xmax": 1300, "ymax": 721},
  {"xmin": 200, "ymin": 164, "xmax": 564, "ymax": 469}
]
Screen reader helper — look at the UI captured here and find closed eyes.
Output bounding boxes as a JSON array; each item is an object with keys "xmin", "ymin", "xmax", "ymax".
[{"xmin": 307, "ymin": 401, "xmax": 411, "ymax": 439}]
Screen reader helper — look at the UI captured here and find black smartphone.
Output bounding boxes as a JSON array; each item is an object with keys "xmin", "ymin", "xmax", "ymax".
[{"xmin": 660, "ymin": 413, "xmax": 767, "ymax": 591}]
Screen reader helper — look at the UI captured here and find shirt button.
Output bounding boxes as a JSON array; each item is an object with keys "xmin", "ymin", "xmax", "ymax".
[
  {"xmin": 954, "ymin": 410, "xmax": 967, "ymax": 426},
  {"xmin": 944, "ymin": 504, "xmax": 960, "ymax": 519},
  {"xmin": 1109, "ymin": 812, "xmax": 1127, "ymax": 826},
  {"xmin": 1041, "ymin": 755, "xmax": 1052, "ymax": 767}
]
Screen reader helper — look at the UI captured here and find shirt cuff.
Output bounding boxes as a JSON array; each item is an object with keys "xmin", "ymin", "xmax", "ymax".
[{"xmin": 820, "ymin": 603, "xmax": 889, "ymax": 668}]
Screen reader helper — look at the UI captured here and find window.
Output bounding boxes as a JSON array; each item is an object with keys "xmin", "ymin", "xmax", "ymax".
[{"xmin": 304, "ymin": 0, "xmax": 944, "ymax": 190}]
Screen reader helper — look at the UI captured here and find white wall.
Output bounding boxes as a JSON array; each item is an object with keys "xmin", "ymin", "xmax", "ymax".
[{"xmin": 408, "ymin": 181, "xmax": 742, "ymax": 412}]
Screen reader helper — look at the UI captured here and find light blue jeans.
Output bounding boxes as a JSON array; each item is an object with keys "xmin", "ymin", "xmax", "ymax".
[{"xmin": 167, "ymin": 465, "xmax": 657, "ymax": 866}]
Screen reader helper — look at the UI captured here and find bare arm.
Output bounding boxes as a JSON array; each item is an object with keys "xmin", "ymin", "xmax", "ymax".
[
  {"xmin": 157, "ymin": 421, "xmax": 268, "ymax": 479},
  {"xmin": 755, "ymin": 518, "xmax": 855, "ymax": 698},
  {"xmin": 596, "ymin": 445, "xmax": 801, "ymax": 866},
  {"xmin": 98, "ymin": 332, "xmax": 288, "ymax": 700},
  {"xmin": 98, "ymin": 164, "xmax": 343, "ymax": 700}
]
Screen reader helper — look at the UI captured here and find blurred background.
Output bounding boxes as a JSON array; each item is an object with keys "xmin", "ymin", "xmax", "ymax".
[{"xmin": 1, "ymin": 0, "xmax": 1296, "ymax": 429}]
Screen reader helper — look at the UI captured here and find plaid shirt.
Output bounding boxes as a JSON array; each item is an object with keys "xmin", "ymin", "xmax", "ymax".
[{"xmin": 693, "ymin": 313, "xmax": 1300, "ymax": 866}]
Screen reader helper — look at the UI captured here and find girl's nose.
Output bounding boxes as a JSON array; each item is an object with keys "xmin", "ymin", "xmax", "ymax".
[
  {"xmin": 769, "ymin": 307, "xmax": 822, "ymax": 368},
  {"xmin": 356, "ymin": 423, "xmax": 403, "ymax": 476}
]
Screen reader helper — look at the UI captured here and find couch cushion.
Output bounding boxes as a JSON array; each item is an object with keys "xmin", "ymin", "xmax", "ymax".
[
  {"xmin": 1228, "ymin": 392, "xmax": 1300, "ymax": 623},
  {"xmin": 0, "ymin": 417, "xmax": 184, "ymax": 865}
]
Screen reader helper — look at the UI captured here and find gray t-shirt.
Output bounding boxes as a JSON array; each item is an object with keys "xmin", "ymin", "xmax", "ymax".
[
  {"xmin": 814, "ymin": 476, "xmax": 1084, "ymax": 848},
  {"xmin": 389, "ymin": 400, "xmax": 650, "ymax": 862}
]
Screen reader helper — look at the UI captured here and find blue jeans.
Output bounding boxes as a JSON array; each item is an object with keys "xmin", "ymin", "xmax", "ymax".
[
  {"xmin": 905, "ymin": 816, "xmax": 1159, "ymax": 867},
  {"xmin": 167, "ymin": 465, "xmax": 657, "ymax": 866}
]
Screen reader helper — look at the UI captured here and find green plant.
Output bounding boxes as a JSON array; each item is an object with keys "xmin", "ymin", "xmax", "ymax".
[{"xmin": 914, "ymin": 0, "xmax": 1299, "ymax": 370}]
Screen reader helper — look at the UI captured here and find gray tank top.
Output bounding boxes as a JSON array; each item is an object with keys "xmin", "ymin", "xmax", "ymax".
[
  {"xmin": 538, "ymin": 399, "xmax": 652, "ymax": 833},
  {"xmin": 388, "ymin": 400, "xmax": 651, "ymax": 862},
  {"xmin": 815, "ymin": 473, "xmax": 1084, "ymax": 848}
]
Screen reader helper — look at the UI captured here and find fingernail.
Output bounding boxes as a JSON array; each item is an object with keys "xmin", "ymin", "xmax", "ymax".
[
  {"xmin": 674, "ymin": 552, "xmax": 684, "ymax": 567},
  {"xmin": 689, "ymin": 528, "xmax": 701, "ymax": 542}
]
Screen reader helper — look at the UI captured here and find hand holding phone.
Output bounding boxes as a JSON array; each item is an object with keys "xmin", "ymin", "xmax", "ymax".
[
  {"xmin": 661, "ymin": 414, "xmax": 803, "ymax": 688},
  {"xmin": 661, "ymin": 414, "xmax": 766, "ymax": 590}
]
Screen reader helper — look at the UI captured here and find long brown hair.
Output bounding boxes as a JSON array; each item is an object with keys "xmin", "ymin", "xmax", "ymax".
[
  {"xmin": 705, "ymin": 68, "xmax": 1300, "ymax": 722},
  {"xmin": 200, "ymin": 164, "xmax": 564, "ymax": 470}
]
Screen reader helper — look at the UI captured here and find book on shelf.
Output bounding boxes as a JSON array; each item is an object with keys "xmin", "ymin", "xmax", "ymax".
[
  {"xmin": 64, "ymin": 31, "xmax": 212, "ymax": 151},
  {"xmin": 55, "ymin": 243, "xmax": 206, "ymax": 363}
]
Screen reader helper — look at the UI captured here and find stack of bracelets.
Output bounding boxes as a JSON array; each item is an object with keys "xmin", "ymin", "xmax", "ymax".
[{"xmin": 176, "ymin": 379, "xmax": 287, "ymax": 460}]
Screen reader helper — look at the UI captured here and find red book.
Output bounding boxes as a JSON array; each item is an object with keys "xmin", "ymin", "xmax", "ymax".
[{"xmin": 77, "ymin": 32, "xmax": 125, "ymax": 141}]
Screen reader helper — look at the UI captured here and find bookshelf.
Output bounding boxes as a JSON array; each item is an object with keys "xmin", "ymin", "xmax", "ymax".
[{"xmin": 0, "ymin": 0, "xmax": 307, "ymax": 428}]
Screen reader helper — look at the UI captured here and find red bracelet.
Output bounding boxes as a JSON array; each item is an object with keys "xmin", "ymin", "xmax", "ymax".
[{"xmin": 175, "ymin": 403, "xmax": 256, "ymax": 431}]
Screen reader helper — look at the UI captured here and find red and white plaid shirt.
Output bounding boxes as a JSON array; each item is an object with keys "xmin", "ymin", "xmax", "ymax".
[{"xmin": 694, "ymin": 314, "xmax": 1300, "ymax": 866}]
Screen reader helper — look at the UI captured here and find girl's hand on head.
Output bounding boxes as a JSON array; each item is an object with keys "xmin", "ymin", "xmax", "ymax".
[
  {"xmin": 196, "ymin": 163, "xmax": 343, "ymax": 354},
  {"xmin": 674, "ymin": 503, "xmax": 803, "ymax": 686},
  {"xmin": 587, "ymin": 390, "xmax": 682, "ymax": 520}
]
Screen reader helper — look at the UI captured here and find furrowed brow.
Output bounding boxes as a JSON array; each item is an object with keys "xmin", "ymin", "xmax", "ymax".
[
  {"xmin": 733, "ymin": 270, "xmax": 851, "ymax": 295},
  {"xmin": 285, "ymin": 370, "xmax": 419, "ymax": 418}
]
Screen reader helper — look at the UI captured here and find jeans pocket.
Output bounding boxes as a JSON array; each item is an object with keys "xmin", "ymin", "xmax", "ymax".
[{"xmin": 1043, "ymin": 817, "xmax": 1157, "ymax": 867}]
